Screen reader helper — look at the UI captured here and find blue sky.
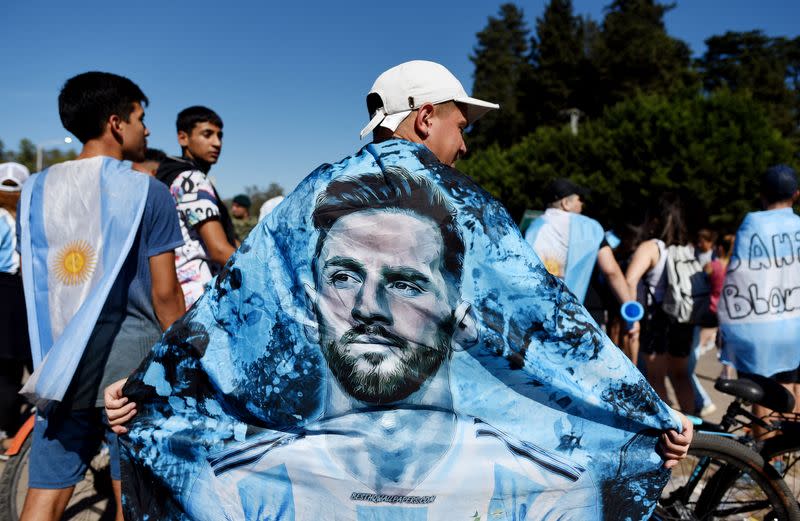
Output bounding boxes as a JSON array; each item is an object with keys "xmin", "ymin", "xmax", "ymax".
[{"xmin": 2, "ymin": 0, "xmax": 798, "ymax": 197}]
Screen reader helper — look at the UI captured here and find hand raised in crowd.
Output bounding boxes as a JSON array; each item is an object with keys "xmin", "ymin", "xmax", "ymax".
[
  {"xmin": 659, "ymin": 411, "xmax": 693, "ymax": 469},
  {"xmin": 104, "ymin": 378, "xmax": 136, "ymax": 435}
]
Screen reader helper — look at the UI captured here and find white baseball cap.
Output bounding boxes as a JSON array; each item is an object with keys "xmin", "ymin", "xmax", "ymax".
[
  {"xmin": 0, "ymin": 162, "xmax": 30, "ymax": 192},
  {"xmin": 359, "ymin": 60, "xmax": 500, "ymax": 140}
]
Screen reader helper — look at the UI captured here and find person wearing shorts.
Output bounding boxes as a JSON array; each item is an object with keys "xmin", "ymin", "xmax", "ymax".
[
  {"xmin": 29, "ymin": 409, "xmax": 120, "ymax": 489},
  {"xmin": 18, "ymin": 72, "xmax": 184, "ymax": 521},
  {"xmin": 639, "ymin": 308, "xmax": 694, "ymax": 359},
  {"xmin": 625, "ymin": 196, "xmax": 697, "ymax": 414}
]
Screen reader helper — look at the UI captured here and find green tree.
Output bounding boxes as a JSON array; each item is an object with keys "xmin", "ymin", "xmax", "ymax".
[
  {"xmin": 459, "ymin": 91, "xmax": 795, "ymax": 231},
  {"xmin": 526, "ymin": 0, "xmax": 589, "ymax": 126},
  {"xmin": 0, "ymin": 138, "xmax": 77, "ymax": 172},
  {"xmin": 468, "ymin": 3, "xmax": 533, "ymax": 149},
  {"xmin": 698, "ymin": 31, "xmax": 798, "ymax": 136},
  {"xmin": 225, "ymin": 183, "xmax": 285, "ymax": 217},
  {"xmin": 14, "ymin": 139, "xmax": 37, "ymax": 172},
  {"xmin": 591, "ymin": 0, "xmax": 695, "ymax": 108}
]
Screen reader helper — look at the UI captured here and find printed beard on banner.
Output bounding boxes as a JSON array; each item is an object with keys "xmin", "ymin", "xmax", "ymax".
[
  {"xmin": 719, "ymin": 208, "xmax": 800, "ymax": 377},
  {"xmin": 120, "ymin": 139, "xmax": 679, "ymax": 521}
]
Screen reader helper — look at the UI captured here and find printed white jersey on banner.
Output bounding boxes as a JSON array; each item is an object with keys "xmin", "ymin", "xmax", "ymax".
[
  {"xmin": 18, "ymin": 157, "xmax": 149, "ymax": 407},
  {"xmin": 188, "ymin": 416, "xmax": 599, "ymax": 521},
  {"xmin": 719, "ymin": 208, "xmax": 800, "ymax": 376}
]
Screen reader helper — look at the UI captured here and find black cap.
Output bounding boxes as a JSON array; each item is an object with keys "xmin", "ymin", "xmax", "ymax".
[
  {"xmin": 232, "ymin": 194, "xmax": 252, "ymax": 208},
  {"xmin": 545, "ymin": 178, "xmax": 588, "ymax": 203},
  {"xmin": 762, "ymin": 164, "xmax": 798, "ymax": 204}
]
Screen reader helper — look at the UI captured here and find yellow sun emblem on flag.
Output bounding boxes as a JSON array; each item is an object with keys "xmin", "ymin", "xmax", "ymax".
[
  {"xmin": 53, "ymin": 240, "xmax": 97, "ymax": 286},
  {"xmin": 542, "ymin": 257, "xmax": 563, "ymax": 278}
]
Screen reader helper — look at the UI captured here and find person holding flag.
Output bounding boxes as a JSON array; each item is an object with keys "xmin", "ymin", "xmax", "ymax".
[
  {"xmin": 17, "ymin": 71, "xmax": 185, "ymax": 521},
  {"xmin": 107, "ymin": 60, "xmax": 690, "ymax": 520},
  {"xmin": 525, "ymin": 179, "xmax": 637, "ymax": 336},
  {"xmin": 719, "ymin": 164, "xmax": 800, "ymax": 427}
]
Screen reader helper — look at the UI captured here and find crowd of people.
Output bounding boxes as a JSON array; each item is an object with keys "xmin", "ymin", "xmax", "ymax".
[
  {"xmin": 3, "ymin": 57, "xmax": 796, "ymax": 519},
  {"xmin": 0, "ymin": 75, "xmax": 288, "ymax": 519},
  {"xmin": 525, "ymin": 169, "xmax": 800, "ymax": 424}
]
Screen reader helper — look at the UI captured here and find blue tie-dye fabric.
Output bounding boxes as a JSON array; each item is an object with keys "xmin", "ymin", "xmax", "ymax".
[{"xmin": 120, "ymin": 139, "xmax": 678, "ymax": 520}]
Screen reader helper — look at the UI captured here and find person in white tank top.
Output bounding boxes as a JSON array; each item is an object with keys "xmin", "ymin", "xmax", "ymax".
[{"xmin": 625, "ymin": 199, "xmax": 697, "ymax": 414}]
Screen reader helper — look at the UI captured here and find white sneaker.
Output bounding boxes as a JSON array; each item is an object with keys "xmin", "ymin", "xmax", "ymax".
[{"xmin": 699, "ymin": 403, "xmax": 717, "ymax": 417}]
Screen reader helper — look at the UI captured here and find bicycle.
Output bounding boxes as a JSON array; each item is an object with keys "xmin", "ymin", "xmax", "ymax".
[
  {"xmin": 653, "ymin": 374, "xmax": 800, "ymax": 520},
  {"xmin": 709, "ymin": 376, "xmax": 800, "ymax": 512},
  {"xmin": 0, "ymin": 412, "xmax": 115, "ymax": 521},
  {"xmin": 757, "ymin": 406, "xmax": 800, "ymax": 507}
]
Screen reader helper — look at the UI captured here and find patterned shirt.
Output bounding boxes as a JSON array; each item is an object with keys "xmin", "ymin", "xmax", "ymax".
[{"xmin": 168, "ymin": 169, "xmax": 223, "ymax": 307}]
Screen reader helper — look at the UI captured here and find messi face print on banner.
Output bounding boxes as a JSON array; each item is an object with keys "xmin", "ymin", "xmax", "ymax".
[
  {"xmin": 308, "ymin": 168, "xmax": 474, "ymax": 407},
  {"xmin": 190, "ymin": 169, "xmax": 600, "ymax": 520},
  {"xmin": 121, "ymin": 140, "xmax": 679, "ymax": 521}
]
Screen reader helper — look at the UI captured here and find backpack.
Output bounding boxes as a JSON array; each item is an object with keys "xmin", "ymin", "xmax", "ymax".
[{"xmin": 662, "ymin": 244, "xmax": 712, "ymax": 324}]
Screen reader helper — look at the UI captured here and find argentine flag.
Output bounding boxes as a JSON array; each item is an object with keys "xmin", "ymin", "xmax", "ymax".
[
  {"xmin": 720, "ymin": 208, "xmax": 800, "ymax": 377},
  {"xmin": 525, "ymin": 209, "xmax": 605, "ymax": 302},
  {"xmin": 19, "ymin": 156, "xmax": 149, "ymax": 408}
]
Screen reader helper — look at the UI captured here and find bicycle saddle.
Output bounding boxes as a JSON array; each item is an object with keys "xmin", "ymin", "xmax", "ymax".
[{"xmin": 714, "ymin": 375, "xmax": 796, "ymax": 413}]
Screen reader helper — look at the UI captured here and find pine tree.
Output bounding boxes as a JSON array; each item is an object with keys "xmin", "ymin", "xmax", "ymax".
[
  {"xmin": 699, "ymin": 31, "xmax": 798, "ymax": 136},
  {"xmin": 592, "ymin": 0, "xmax": 694, "ymax": 106},
  {"xmin": 468, "ymin": 3, "xmax": 532, "ymax": 150},
  {"xmin": 527, "ymin": 0, "xmax": 585, "ymax": 127}
]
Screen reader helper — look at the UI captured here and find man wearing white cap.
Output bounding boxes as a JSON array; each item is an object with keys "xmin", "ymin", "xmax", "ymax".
[
  {"xmin": 106, "ymin": 61, "xmax": 691, "ymax": 520},
  {"xmin": 360, "ymin": 60, "xmax": 499, "ymax": 166}
]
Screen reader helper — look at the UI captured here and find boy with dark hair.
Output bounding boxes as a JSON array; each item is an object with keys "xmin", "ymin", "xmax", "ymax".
[
  {"xmin": 17, "ymin": 71, "xmax": 185, "ymax": 521},
  {"xmin": 156, "ymin": 105, "xmax": 237, "ymax": 308}
]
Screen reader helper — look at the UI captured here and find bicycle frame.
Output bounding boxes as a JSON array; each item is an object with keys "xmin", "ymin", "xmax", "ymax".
[{"xmin": 4, "ymin": 415, "xmax": 34, "ymax": 458}]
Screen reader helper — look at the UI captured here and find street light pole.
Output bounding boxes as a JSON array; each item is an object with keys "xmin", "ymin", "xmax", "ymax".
[{"xmin": 36, "ymin": 137, "xmax": 73, "ymax": 171}]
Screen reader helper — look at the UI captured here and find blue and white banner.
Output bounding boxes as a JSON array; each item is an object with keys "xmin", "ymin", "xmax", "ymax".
[
  {"xmin": 19, "ymin": 157, "xmax": 149, "ymax": 408},
  {"xmin": 524, "ymin": 209, "xmax": 604, "ymax": 302},
  {"xmin": 121, "ymin": 140, "xmax": 678, "ymax": 520},
  {"xmin": 719, "ymin": 208, "xmax": 800, "ymax": 377}
]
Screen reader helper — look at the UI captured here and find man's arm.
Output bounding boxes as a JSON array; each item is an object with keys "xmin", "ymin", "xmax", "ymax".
[
  {"xmin": 197, "ymin": 219, "xmax": 236, "ymax": 266},
  {"xmin": 596, "ymin": 245, "xmax": 631, "ymax": 304},
  {"xmin": 624, "ymin": 240, "xmax": 658, "ymax": 298},
  {"xmin": 150, "ymin": 250, "xmax": 185, "ymax": 331},
  {"xmin": 595, "ymin": 245, "xmax": 640, "ymax": 337}
]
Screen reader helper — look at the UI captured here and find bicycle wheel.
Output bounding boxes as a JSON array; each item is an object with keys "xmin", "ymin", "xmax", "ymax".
[
  {"xmin": 653, "ymin": 432, "xmax": 800, "ymax": 520},
  {"xmin": 761, "ymin": 433, "xmax": 800, "ymax": 504},
  {"xmin": 0, "ymin": 436, "xmax": 115, "ymax": 521}
]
